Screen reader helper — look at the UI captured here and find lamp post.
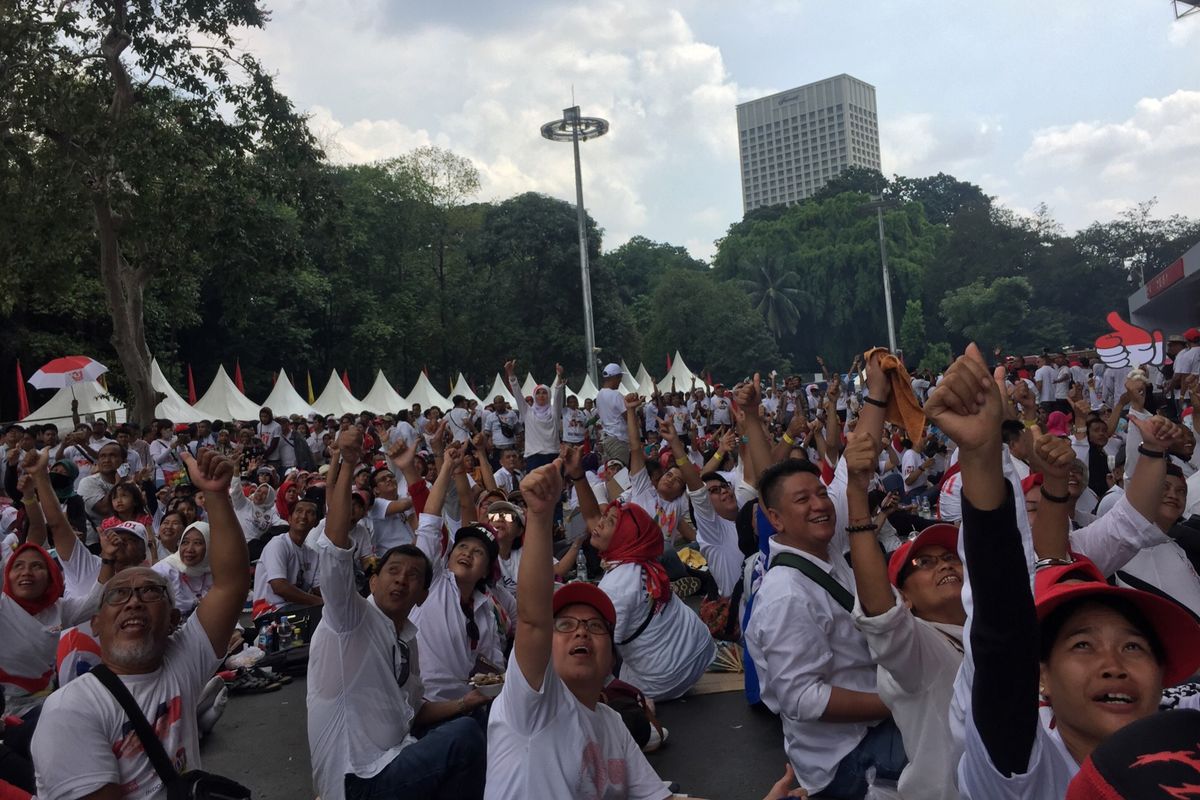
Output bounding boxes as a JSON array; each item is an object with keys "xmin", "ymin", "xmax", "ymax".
[
  {"xmin": 541, "ymin": 106, "xmax": 609, "ymax": 386},
  {"xmin": 860, "ymin": 196, "xmax": 899, "ymax": 352}
]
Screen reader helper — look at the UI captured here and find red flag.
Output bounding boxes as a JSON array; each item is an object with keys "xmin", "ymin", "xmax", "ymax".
[
  {"xmin": 272, "ymin": 371, "xmax": 278, "ymax": 386},
  {"xmin": 15, "ymin": 359, "xmax": 29, "ymax": 419},
  {"xmin": 186, "ymin": 364, "xmax": 197, "ymax": 404},
  {"xmin": 341, "ymin": 370, "xmax": 351, "ymax": 391},
  {"xmin": 666, "ymin": 354, "xmax": 672, "ymax": 371},
  {"xmin": 234, "ymin": 360, "xmax": 245, "ymax": 393}
]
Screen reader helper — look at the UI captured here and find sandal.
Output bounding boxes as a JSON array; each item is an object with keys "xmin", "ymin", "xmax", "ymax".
[{"xmin": 226, "ymin": 670, "xmax": 282, "ymax": 695}]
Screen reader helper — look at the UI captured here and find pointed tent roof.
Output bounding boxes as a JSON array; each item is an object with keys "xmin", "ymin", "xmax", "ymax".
[
  {"xmin": 618, "ymin": 360, "xmax": 639, "ymax": 393},
  {"xmin": 484, "ymin": 374, "xmax": 516, "ymax": 407},
  {"xmin": 405, "ymin": 373, "xmax": 450, "ymax": 411},
  {"xmin": 261, "ymin": 369, "xmax": 316, "ymax": 418},
  {"xmin": 450, "ymin": 373, "xmax": 482, "ymax": 406},
  {"xmin": 150, "ymin": 358, "xmax": 205, "ymax": 423},
  {"xmin": 636, "ymin": 371, "xmax": 656, "ymax": 398},
  {"xmin": 574, "ymin": 375, "xmax": 599, "ymax": 402},
  {"xmin": 634, "ymin": 363, "xmax": 654, "ymax": 390},
  {"xmin": 311, "ymin": 370, "xmax": 362, "ymax": 417},
  {"xmin": 361, "ymin": 370, "xmax": 406, "ymax": 415},
  {"xmin": 193, "ymin": 365, "xmax": 262, "ymax": 421},
  {"xmin": 23, "ymin": 381, "xmax": 126, "ymax": 425},
  {"xmin": 657, "ymin": 351, "xmax": 706, "ymax": 394},
  {"xmin": 520, "ymin": 373, "xmax": 538, "ymax": 398}
]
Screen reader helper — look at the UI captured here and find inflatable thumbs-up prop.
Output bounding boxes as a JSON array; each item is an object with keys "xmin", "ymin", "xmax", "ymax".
[{"xmin": 1094, "ymin": 312, "xmax": 1164, "ymax": 369}]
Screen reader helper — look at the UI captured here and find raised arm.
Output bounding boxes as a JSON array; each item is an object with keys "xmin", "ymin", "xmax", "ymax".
[
  {"xmin": 1030, "ymin": 433, "xmax": 1077, "ymax": 560},
  {"xmin": 505, "ymin": 360, "xmax": 529, "ymax": 415},
  {"xmin": 659, "ymin": 418, "xmax": 702, "ymax": 492},
  {"xmin": 624, "ymin": 393, "xmax": 646, "ymax": 476},
  {"xmin": 562, "ymin": 444, "xmax": 602, "ymax": 528},
  {"xmin": 423, "ymin": 441, "xmax": 458, "ymax": 519},
  {"xmin": 325, "ymin": 430, "xmax": 361, "ymax": 550},
  {"xmin": 735, "ymin": 375, "xmax": 775, "ymax": 480},
  {"xmin": 471, "ymin": 431, "xmax": 497, "ymax": 492},
  {"xmin": 183, "ymin": 449, "xmax": 251, "ymax": 657},
  {"xmin": 25, "ymin": 449, "xmax": 79, "ymax": 561},
  {"xmin": 844, "ymin": 430, "xmax": 894, "ymax": 616},
  {"xmin": 16, "ymin": 474, "xmax": 47, "ymax": 547},
  {"xmin": 513, "ymin": 460, "xmax": 564, "ymax": 690}
]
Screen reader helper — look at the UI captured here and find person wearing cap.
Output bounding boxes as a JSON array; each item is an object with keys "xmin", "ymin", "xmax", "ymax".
[
  {"xmin": 1066, "ymin": 709, "xmax": 1200, "ymax": 800},
  {"xmin": 250, "ymin": 493, "xmax": 322, "ymax": 619},
  {"xmin": 151, "ymin": 521, "xmax": 212, "ymax": 617},
  {"xmin": 32, "ymin": 448, "xmax": 250, "ymax": 800},
  {"xmin": 841, "ymin": 428, "xmax": 964, "ymax": 800},
  {"xmin": 1170, "ymin": 327, "xmax": 1200, "ymax": 387},
  {"xmin": 306, "ymin": 429, "xmax": 487, "ymax": 800},
  {"xmin": 484, "ymin": 460, "xmax": 672, "ymax": 800},
  {"xmin": 596, "ymin": 363, "xmax": 631, "ymax": 467},
  {"xmin": 409, "ymin": 441, "xmax": 504, "ymax": 704},
  {"xmin": 923, "ymin": 343, "xmax": 1200, "ymax": 800}
]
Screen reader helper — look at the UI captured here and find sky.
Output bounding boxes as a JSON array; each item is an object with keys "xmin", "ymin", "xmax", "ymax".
[{"xmin": 239, "ymin": 0, "xmax": 1200, "ymax": 261}]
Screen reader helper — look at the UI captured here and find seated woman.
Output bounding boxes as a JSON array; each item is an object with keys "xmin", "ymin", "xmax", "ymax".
[
  {"xmin": 566, "ymin": 445, "xmax": 715, "ymax": 702},
  {"xmin": 925, "ymin": 344, "xmax": 1200, "ymax": 799},
  {"xmin": 152, "ymin": 521, "xmax": 213, "ymax": 617},
  {"xmin": 155, "ymin": 509, "xmax": 186, "ymax": 560}
]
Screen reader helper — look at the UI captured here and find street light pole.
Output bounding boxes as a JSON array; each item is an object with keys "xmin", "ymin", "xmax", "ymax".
[
  {"xmin": 875, "ymin": 204, "xmax": 898, "ymax": 352},
  {"xmin": 541, "ymin": 106, "xmax": 609, "ymax": 386}
]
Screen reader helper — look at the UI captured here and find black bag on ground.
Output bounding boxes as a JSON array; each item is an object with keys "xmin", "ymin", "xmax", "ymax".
[{"xmin": 91, "ymin": 665, "xmax": 252, "ymax": 800}]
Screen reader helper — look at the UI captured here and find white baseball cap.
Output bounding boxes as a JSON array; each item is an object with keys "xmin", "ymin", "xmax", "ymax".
[
  {"xmin": 602, "ymin": 363, "xmax": 623, "ymax": 378},
  {"xmin": 109, "ymin": 520, "xmax": 148, "ymax": 544}
]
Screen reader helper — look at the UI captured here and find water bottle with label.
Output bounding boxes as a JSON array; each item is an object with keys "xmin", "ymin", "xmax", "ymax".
[
  {"xmin": 575, "ymin": 541, "xmax": 588, "ymax": 582},
  {"xmin": 277, "ymin": 621, "xmax": 292, "ymax": 650}
]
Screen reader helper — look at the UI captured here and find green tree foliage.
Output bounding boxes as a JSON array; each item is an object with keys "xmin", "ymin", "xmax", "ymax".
[
  {"xmin": 604, "ymin": 236, "xmax": 707, "ymax": 304},
  {"xmin": 939, "ymin": 277, "xmax": 1034, "ymax": 353},
  {"xmin": 899, "ymin": 299, "xmax": 926, "ymax": 364}
]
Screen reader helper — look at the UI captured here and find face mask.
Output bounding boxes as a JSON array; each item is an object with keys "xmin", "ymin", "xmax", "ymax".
[{"xmin": 49, "ymin": 471, "xmax": 75, "ymax": 500}]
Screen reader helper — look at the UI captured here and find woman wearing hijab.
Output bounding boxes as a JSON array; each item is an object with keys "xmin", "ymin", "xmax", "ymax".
[
  {"xmin": 505, "ymin": 360, "xmax": 566, "ymax": 472},
  {"xmin": 152, "ymin": 521, "xmax": 212, "ymax": 617},
  {"xmin": 230, "ymin": 474, "xmax": 284, "ymax": 560},
  {"xmin": 0, "ymin": 542, "xmax": 104, "ymax": 773},
  {"xmin": 571, "ymin": 447, "xmax": 715, "ymax": 701},
  {"xmin": 45, "ymin": 460, "xmax": 89, "ymax": 540},
  {"xmin": 275, "ymin": 478, "xmax": 298, "ymax": 522}
]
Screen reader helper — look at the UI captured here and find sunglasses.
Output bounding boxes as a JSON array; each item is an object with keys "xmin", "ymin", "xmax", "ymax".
[{"xmin": 488, "ymin": 512, "xmax": 516, "ymax": 524}]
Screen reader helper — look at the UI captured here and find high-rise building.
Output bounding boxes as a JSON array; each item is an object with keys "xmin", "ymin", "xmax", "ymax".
[{"xmin": 736, "ymin": 74, "xmax": 881, "ymax": 212}]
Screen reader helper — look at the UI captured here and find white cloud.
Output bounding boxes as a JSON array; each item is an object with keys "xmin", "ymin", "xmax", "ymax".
[
  {"xmin": 244, "ymin": 0, "xmax": 743, "ymax": 258},
  {"xmin": 1019, "ymin": 90, "xmax": 1200, "ymax": 228},
  {"xmin": 880, "ymin": 112, "xmax": 1003, "ymax": 178}
]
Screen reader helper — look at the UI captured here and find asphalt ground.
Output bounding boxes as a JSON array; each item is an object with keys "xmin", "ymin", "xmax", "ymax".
[{"xmin": 202, "ymin": 672, "xmax": 789, "ymax": 800}]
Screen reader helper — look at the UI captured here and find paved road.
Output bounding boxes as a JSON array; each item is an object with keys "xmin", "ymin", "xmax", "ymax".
[{"xmin": 202, "ymin": 675, "xmax": 788, "ymax": 799}]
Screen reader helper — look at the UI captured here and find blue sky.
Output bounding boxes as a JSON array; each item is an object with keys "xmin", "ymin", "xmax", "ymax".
[{"xmin": 243, "ymin": 0, "xmax": 1200, "ymax": 260}]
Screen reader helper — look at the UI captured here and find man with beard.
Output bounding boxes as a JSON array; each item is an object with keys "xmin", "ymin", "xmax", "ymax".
[{"xmin": 30, "ymin": 449, "xmax": 249, "ymax": 800}]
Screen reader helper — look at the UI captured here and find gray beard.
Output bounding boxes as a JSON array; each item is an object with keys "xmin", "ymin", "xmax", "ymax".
[{"xmin": 106, "ymin": 636, "xmax": 166, "ymax": 671}]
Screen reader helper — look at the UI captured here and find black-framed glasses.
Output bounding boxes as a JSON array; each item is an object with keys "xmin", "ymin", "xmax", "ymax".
[
  {"xmin": 554, "ymin": 616, "xmax": 612, "ymax": 636},
  {"xmin": 909, "ymin": 552, "xmax": 961, "ymax": 571},
  {"xmin": 103, "ymin": 584, "xmax": 169, "ymax": 606},
  {"xmin": 392, "ymin": 638, "xmax": 411, "ymax": 687}
]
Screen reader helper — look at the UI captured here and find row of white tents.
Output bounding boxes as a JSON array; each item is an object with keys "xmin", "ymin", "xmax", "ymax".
[{"xmin": 21, "ymin": 353, "xmax": 711, "ymax": 426}]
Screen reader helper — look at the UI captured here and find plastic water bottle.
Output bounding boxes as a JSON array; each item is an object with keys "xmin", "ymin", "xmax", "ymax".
[
  {"xmin": 277, "ymin": 621, "xmax": 292, "ymax": 650},
  {"xmin": 255, "ymin": 627, "xmax": 270, "ymax": 651},
  {"xmin": 575, "ymin": 543, "xmax": 588, "ymax": 582}
]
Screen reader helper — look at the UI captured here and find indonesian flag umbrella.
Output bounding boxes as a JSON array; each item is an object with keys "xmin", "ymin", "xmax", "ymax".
[{"xmin": 28, "ymin": 356, "xmax": 109, "ymax": 390}]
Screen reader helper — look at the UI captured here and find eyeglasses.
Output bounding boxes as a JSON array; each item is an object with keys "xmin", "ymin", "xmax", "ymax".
[
  {"xmin": 908, "ymin": 552, "xmax": 962, "ymax": 571},
  {"xmin": 488, "ymin": 512, "xmax": 515, "ymax": 524},
  {"xmin": 103, "ymin": 584, "xmax": 169, "ymax": 606},
  {"xmin": 554, "ymin": 616, "xmax": 612, "ymax": 636},
  {"xmin": 706, "ymin": 484, "xmax": 731, "ymax": 495},
  {"xmin": 392, "ymin": 639, "xmax": 411, "ymax": 687}
]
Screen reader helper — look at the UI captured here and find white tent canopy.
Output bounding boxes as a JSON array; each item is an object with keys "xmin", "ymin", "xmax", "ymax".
[
  {"xmin": 311, "ymin": 370, "xmax": 362, "ymax": 417},
  {"xmin": 634, "ymin": 364, "xmax": 655, "ymax": 394},
  {"xmin": 520, "ymin": 373, "xmax": 538, "ymax": 398},
  {"xmin": 406, "ymin": 373, "xmax": 450, "ymax": 411},
  {"xmin": 23, "ymin": 381, "xmax": 126, "ymax": 426},
  {"xmin": 150, "ymin": 358, "xmax": 205, "ymax": 423},
  {"xmin": 450, "ymin": 373, "xmax": 482, "ymax": 406},
  {"xmin": 361, "ymin": 370, "xmax": 406, "ymax": 414},
  {"xmin": 657, "ymin": 352, "xmax": 706, "ymax": 394},
  {"xmin": 193, "ymin": 365, "xmax": 262, "ymax": 421},
  {"xmin": 574, "ymin": 375, "xmax": 599, "ymax": 403},
  {"xmin": 261, "ymin": 369, "xmax": 316, "ymax": 419},
  {"xmin": 484, "ymin": 374, "xmax": 516, "ymax": 407},
  {"xmin": 618, "ymin": 360, "xmax": 639, "ymax": 394}
]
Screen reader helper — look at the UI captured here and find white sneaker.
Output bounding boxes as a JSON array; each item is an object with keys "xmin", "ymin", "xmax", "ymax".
[{"xmin": 642, "ymin": 724, "xmax": 669, "ymax": 753}]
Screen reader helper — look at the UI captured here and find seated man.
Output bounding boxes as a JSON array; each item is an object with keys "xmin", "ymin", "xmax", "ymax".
[
  {"xmin": 31, "ymin": 449, "xmax": 249, "ymax": 800},
  {"xmin": 251, "ymin": 497, "xmax": 322, "ymax": 619},
  {"xmin": 485, "ymin": 460, "xmax": 671, "ymax": 800},
  {"xmin": 308, "ymin": 430, "xmax": 486, "ymax": 800}
]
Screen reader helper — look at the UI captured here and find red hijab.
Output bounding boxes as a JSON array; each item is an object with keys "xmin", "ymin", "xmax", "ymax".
[
  {"xmin": 275, "ymin": 479, "xmax": 297, "ymax": 520},
  {"xmin": 3, "ymin": 543, "xmax": 64, "ymax": 616},
  {"xmin": 600, "ymin": 501, "xmax": 671, "ymax": 614}
]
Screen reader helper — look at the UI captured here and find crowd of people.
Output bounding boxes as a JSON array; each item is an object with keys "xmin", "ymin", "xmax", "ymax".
[{"xmin": 1, "ymin": 332, "xmax": 1200, "ymax": 799}]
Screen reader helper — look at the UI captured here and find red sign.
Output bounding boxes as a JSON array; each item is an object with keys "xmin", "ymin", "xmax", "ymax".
[{"xmin": 1146, "ymin": 258, "xmax": 1185, "ymax": 298}]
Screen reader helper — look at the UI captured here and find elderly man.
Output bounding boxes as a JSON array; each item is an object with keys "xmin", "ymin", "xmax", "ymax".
[{"xmin": 31, "ymin": 449, "xmax": 249, "ymax": 800}]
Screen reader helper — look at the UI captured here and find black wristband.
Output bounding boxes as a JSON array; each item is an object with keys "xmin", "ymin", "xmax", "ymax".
[
  {"xmin": 568, "ymin": 473, "xmax": 586, "ymax": 481},
  {"xmin": 845, "ymin": 523, "xmax": 878, "ymax": 534},
  {"xmin": 1040, "ymin": 486, "xmax": 1070, "ymax": 504},
  {"xmin": 1137, "ymin": 445, "xmax": 1168, "ymax": 459},
  {"xmin": 863, "ymin": 395, "xmax": 887, "ymax": 408}
]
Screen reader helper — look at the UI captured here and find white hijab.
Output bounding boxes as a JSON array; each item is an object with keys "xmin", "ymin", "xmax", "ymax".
[
  {"xmin": 163, "ymin": 521, "xmax": 211, "ymax": 577},
  {"xmin": 530, "ymin": 384, "xmax": 554, "ymax": 423}
]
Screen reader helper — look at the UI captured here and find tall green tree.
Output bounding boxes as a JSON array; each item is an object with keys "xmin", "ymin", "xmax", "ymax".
[{"xmin": 736, "ymin": 255, "xmax": 813, "ymax": 339}]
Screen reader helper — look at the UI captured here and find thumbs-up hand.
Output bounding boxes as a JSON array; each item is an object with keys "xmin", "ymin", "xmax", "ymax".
[{"xmin": 1094, "ymin": 312, "xmax": 1164, "ymax": 369}]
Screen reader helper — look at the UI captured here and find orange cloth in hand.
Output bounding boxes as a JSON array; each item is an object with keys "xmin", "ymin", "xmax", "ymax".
[{"xmin": 863, "ymin": 347, "xmax": 926, "ymax": 447}]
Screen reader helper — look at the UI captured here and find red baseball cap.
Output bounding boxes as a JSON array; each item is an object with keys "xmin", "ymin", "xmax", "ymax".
[
  {"xmin": 888, "ymin": 523, "xmax": 959, "ymax": 587},
  {"xmin": 1046, "ymin": 411, "xmax": 1071, "ymax": 437},
  {"xmin": 1184, "ymin": 327, "xmax": 1200, "ymax": 343},
  {"xmin": 1035, "ymin": 558, "xmax": 1200, "ymax": 686},
  {"xmin": 553, "ymin": 582, "xmax": 616, "ymax": 629}
]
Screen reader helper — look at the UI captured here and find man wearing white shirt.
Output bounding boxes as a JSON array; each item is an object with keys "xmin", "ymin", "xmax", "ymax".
[
  {"xmin": 1033, "ymin": 355, "xmax": 1057, "ymax": 410},
  {"xmin": 595, "ymin": 363, "xmax": 630, "ymax": 466},
  {"xmin": 307, "ymin": 430, "xmax": 486, "ymax": 800},
  {"xmin": 708, "ymin": 386, "xmax": 733, "ymax": 427}
]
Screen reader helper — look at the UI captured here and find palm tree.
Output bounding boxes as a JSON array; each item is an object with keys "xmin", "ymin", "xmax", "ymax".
[{"xmin": 736, "ymin": 256, "xmax": 813, "ymax": 340}]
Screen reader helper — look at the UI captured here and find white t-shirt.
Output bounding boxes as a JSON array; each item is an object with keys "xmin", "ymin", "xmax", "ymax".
[
  {"xmin": 447, "ymin": 407, "xmax": 474, "ymax": 443},
  {"xmin": 562, "ymin": 408, "xmax": 588, "ymax": 444},
  {"xmin": 369, "ymin": 497, "xmax": 415, "ymax": 554},
  {"xmin": 257, "ymin": 421, "xmax": 283, "ymax": 454},
  {"xmin": 1033, "ymin": 365, "xmax": 1056, "ymax": 403},
  {"xmin": 598, "ymin": 563, "xmax": 714, "ymax": 701},
  {"xmin": 387, "ymin": 421, "xmax": 417, "ymax": 449},
  {"xmin": 595, "ymin": 388, "xmax": 628, "ymax": 442},
  {"xmin": 1174, "ymin": 346, "xmax": 1200, "ymax": 377},
  {"xmin": 251, "ymin": 533, "xmax": 320, "ymax": 616},
  {"xmin": 1054, "ymin": 366, "xmax": 1071, "ymax": 400},
  {"xmin": 485, "ymin": 654, "xmax": 670, "ymax": 800},
  {"xmin": 625, "ymin": 470, "xmax": 687, "ymax": 545},
  {"xmin": 307, "ymin": 532, "xmax": 425, "ymax": 800},
  {"xmin": 901, "ymin": 448, "xmax": 928, "ymax": 491},
  {"xmin": 150, "ymin": 560, "xmax": 213, "ymax": 618},
  {"xmin": 32, "ymin": 615, "xmax": 221, "ymax": 800},
  {"xmin": 485, "ymin": 410, "xmax": 520, "ymax": 449},
  {"xmin": 709, "ymin": 394, "xmax": 732, "ymax": 426}
]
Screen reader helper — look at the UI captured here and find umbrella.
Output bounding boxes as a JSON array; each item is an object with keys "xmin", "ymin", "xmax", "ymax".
[{"xmin": 28, "ymin": 356, "xmax": 109, "ymax": 390}]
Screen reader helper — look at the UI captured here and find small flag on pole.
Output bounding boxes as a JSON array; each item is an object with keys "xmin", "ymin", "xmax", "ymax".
[
  {"xmin": 666, "ymin": 354, "xmax": 672, "ymax": 371},
  {"xmin": 233, "ymin": 360, "xmax": 245, "ymax": 393},
  {"xmin": 186, "ymin": 364, "xmax": 197, "ymax": 404},
  {"xmin": 341, "ymin": 370, "xmax": 351, "ymax": 391},
  {"xmin": 272, "ymin": 371, "xmax": 278, "ymax": 386},
  {"xmin": 15, "ymin": 360, "xmax": 29, "ymax": 419},
  {"xmin": 306, "ymin": 370, "xmax": 315, "ymax": 403}
]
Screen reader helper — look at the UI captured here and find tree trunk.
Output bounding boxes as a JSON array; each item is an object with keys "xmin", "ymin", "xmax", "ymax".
[{"xmin": 93, "ymin": 194, "xmax": 157, "ymax": 427}]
